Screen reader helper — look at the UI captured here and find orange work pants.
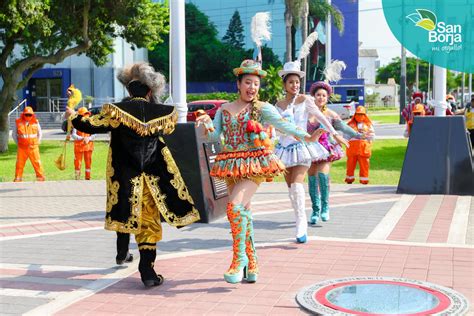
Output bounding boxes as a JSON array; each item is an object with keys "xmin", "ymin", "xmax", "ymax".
[
  {"xmin": 345, "ymin": 154, "xmax": 370, "ymax": 184},
  {"xmin": 14, "ymin": 145, "xmax": 45, "ymax": 181},
  {"xmin": 74, "ymin": 149, "xmax": 93, "ymax": 180}
]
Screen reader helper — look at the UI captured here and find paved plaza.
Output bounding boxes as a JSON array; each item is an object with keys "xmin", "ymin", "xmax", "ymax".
[{"xmin": 0, "ymin": 180, "xmax": 472, "ymax": 315}]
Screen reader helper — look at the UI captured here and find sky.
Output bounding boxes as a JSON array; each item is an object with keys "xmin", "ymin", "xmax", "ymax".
[{"xmin": 359, "ymin": 0, "xmax": 414, "ymax": 66}]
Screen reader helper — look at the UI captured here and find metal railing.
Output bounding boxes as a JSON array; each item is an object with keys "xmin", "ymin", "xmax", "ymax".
[
  {"xmin": 7, "ymin": 99, "xmax": 28, "ymax": 118},
  {"xmin": 49, "ymin": 97, "xmax": 70, "ymax": 112},
  {"xmin": 9, "ymin": 97, "xmax": 122, "ymax": 118},
  {"xmin": 48, "ymin": 97, "xmax": 120, "ymax": 111}
]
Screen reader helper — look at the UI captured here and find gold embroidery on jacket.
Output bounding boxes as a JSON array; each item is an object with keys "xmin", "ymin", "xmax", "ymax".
[
  {"xmin": 105, "ymin": 149, "xmax": 119, "ymax": 212},
  {"xmin": 143, "ymin": 173, "xmax": 200, "ymax": 227},
  {"xmin": 104, "ymin": 174, "xmax": 142, "ymax": 233},
  {"xmin": 105, "ymin": 167, "xmax": 200, "ymax": 232},
  {"xmin": 101, "ymin": 103, "xmax": 177, "ymax": 136},
  {"xmin": 161, "ymin": 147, "xmax": 195, "ymax": 204},
  {"xmin": 80, "ymin": 109, "xmax": 120, "ymax": 128}
]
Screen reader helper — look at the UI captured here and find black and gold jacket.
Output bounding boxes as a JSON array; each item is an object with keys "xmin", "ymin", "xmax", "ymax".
[{"xmin": 71, "ymin": 99, "xmax": 200, "ymax": 233}]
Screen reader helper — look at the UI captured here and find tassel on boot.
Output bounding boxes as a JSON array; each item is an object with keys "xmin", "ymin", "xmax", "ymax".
[
  {"xmin": 308, "ymin": 175, "xmax": 321, "ymax": 225},
  {"xmin": 318, "ymin": 172, "xmax": 330, "ymax": 222},
  {"xmin": 224, "ymin": 203, "xmax": 249, "ymax": 284},
  {"xmin": 243, "ymin": 207, "xmax": 258, "ymax": 283}
]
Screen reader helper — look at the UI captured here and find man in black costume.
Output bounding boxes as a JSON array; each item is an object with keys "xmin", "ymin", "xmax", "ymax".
[{"xmin": 66, "ymin": 63, "xmax": 200, "ymax": 287}]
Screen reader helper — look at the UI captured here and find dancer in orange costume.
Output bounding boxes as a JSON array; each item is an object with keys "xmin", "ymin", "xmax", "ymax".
[
  {"xmin": 345, "ymin": 106, "xmax": 375, "ymax": 185},
  {"xmin": 71, "ymin": 107, "xmax": 95, "ymax": 180},
  {"xmin": 12, "ymin": 106, "xmax": 45, "ymax": 182},
  {"xmin": 196, "ymin": 60, "xmax": 322, "ymax": 284}
]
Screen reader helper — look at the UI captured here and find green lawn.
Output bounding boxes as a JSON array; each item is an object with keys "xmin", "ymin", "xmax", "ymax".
[
  {"xmin": 1, "ymin": 139, "xmax": 408, "ymax": 185},
  {"xmin": 0, "ymin": 141, "xmax": 109, "ymax": 182},
  {"xmin": 365, "ymin": 106, "xmax": 398, "ymax": 112},
  {"xmin": 369, "ymin": 114, "xmax": 400, "ymax": 124}
]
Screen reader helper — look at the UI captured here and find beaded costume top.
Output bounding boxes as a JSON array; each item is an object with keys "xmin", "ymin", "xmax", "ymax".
[
  {"xmin": 206, "ymin": 102, "xmax": 309, "ymax": 180},
  {"xmin": 276, "ymin": 98, "xmax": 336, "ymax": 147}
]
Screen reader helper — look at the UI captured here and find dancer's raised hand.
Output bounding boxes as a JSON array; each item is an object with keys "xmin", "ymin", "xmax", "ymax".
[{"xmin": 334, "ymin": 133, "xmax": 349, "ymax": 148}]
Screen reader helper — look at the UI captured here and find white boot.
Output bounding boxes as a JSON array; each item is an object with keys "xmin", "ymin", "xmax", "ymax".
[{"xmin": 291, "ymin": 183, "xmax": 308, "ymax": 243}]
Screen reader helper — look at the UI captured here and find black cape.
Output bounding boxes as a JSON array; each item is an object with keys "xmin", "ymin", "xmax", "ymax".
[{"xmin": 71, "ymin": 99, "xmax": 200, "ymax": 233}]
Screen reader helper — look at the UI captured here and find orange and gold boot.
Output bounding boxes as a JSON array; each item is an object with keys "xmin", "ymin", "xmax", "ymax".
[
  {"xmin": 224, "ymin": 203, "xmax": 249, "ymax": 284},
  {"xmin": 244, "ymin": 207, "xmax": 258, "ymax": 283}
]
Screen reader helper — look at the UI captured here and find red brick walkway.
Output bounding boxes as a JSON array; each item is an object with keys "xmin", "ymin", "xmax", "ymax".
[{"xmin": 55, "ymin": 240, "xmax": 474, "ymax": 316}]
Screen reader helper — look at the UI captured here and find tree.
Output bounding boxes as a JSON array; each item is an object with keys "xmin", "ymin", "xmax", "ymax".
[
  {"xmin": 377, "ymin": 57, "xmax": 430, "ymax": 93},
  {"xmin": 222, "ymin": 10, "xmax": 245, "ymax": 49},
  {"xmin": 308, "ymin": 0, "xmax": 344, "ymax": 34},
  {"xmin": 308, "ymin": 0, "xmax": 344, "ymax": 81},
  {"xmin": 0, "ymin": 0, "xmax": 169, "ymax": 153},
  {"xmin": 268, "ymin": 0, "xmax": 344, "ymax": 63},
  {"xmin": 259, "ymin": 65, "xmax": 284, "ymax": 104},
  {"xmin": 150, "ymin": 3, "xmax": 229, "ymax": 82},
  {"xmin": 150, "ymin": 4, "xmax": 282, "ymax": 82}
]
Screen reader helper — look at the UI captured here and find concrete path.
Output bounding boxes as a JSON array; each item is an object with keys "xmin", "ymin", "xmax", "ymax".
[{"xmin": 0, "ymin": 181, "xmax": 472, "ymax": 315}]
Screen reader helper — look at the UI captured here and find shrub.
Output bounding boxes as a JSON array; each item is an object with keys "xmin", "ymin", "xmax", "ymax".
[{"xmin": 187, "ymin": 92, "xmax": 238, "ymax": 102}]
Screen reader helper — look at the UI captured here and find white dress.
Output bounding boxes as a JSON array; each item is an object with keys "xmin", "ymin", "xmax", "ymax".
[{"xmin": 274, "ymin": 97, "xmax": 335, "ymax": 167}]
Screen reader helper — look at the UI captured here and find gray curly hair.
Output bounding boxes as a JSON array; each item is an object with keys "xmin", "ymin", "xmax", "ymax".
[{"xmin": 117, "ymin": 62, "xmax": 166, "ymax": 103}]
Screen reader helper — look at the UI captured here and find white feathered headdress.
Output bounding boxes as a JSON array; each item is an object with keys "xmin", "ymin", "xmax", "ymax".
[
  {"xmin": 278, "ymin": 31, "xmax": 319, "ymax": 79},
  {"xmin": 323, "ymin": 60, "xmax": 347, "ymax": 83},
  {"xmin": 297, "ymin": 32, "xmax": 318, "ymax": 62},
  {"xmin": 251, "ymin": 12, "xmax": 271, "ymax": 64}
]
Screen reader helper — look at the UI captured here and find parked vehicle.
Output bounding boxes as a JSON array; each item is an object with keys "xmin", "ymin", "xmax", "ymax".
[
  {"xmin": 186, "ymin": 100, "xmax": 228, "ymax": 122},
  {"xmin": 327, "ymin": 101, "xmax": 356, "ymax": 119}
]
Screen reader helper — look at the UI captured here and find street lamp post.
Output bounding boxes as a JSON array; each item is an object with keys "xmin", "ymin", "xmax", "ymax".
[
  {"xmin": 170, "ymin": 0, "xmax": 187, "ymax": 123},
  {"xmin": 433, "ymin": 65, "xmax": 447, "ymax": 117},
  {"xmin": 400, "ymin": 46, "xmax": 407, "ymax": 124}
]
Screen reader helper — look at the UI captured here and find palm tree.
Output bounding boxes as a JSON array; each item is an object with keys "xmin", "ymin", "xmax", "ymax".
[
  {"xmin": 268, "ymin": 0, "xmax": 305, "ymax": 62},
  {"xmin": 308, "ymin": 0, "xmax": 344, "ymax": 35},
  {"xmin": 306, "ymin": 0, "xmax": 344, "ymax": 84},
  {"xmin": 268, "ymin": 0, "xmax": 344, "ymax": 88}
]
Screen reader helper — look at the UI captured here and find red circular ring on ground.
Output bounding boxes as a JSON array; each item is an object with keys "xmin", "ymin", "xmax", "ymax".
[{"xmin": 314, "ymin": 280, "xmax": 451, "ymax": 316}]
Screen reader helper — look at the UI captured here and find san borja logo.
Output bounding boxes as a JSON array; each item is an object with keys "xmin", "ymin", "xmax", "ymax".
[{"xmin": 406, "ymin": 9, "xmax": 462, "ymax": 51}]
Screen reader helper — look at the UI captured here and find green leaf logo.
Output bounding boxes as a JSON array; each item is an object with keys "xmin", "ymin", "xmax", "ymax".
[
  {"xmin": 406, "ymin": 9, "xmax": 437, "ymax": 31},
  {"xmin": 416, "ymin": 18, "xmax": 436, "ymax": 31},
  {"xmin": 416, "ymin": 9, "xmax": 437, "ymax": 26}
]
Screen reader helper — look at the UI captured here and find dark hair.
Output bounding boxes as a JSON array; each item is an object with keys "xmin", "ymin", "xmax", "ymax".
[
  {"xmin": 282, "ymin": 73, "xmax": 300, "ymax": 83},
  {"xmin": 127, "ymin": 80, "xmax": 151, "ymax": 98},
  {"xmin": 309, "ymin": 81, "xmax": 332, "ymax": 96}
]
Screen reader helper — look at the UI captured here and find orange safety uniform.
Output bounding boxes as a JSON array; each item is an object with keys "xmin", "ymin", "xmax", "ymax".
[
  {"xmin": 405, "ymin": 103, "xmax": 425, "ymax": 137},
  {"xmin": 72, "ymin": 107, "xmax": 94, "ymax": 180},
  {"xmin": 345, "ymin": 106, "xmax": 375, "ymax": 185},
  {"xmin": 13, "ymin": 107, "xmax": 45, "ymax": 182}
]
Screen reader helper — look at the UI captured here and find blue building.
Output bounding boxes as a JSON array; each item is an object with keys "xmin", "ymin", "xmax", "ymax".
[
  {"xmin": 330, "ymin": 0, "xmax": 365, "ymax": 104},
  {"xmin": 186, "ymin": 0, "xmax": 364, "ymax": 104}
]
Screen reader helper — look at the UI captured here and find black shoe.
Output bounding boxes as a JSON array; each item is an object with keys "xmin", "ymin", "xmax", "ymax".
[
  {"xmin": 116, "ymin": 252, "xmax": 133, "ymax": 265},
  {"xmin": 142, "ymin": 274, "xmax": 164, "ymax": 288},
  {"xmin": 138, "ymin": 248, "xmax": 164, "ymax": 288}
]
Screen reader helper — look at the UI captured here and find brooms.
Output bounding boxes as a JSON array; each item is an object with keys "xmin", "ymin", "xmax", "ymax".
[{"xmin": 55, "ymin": 140, "xmax": 68, "ymax": 170}]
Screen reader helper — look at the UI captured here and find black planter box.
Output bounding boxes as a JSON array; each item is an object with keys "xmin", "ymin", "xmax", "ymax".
[
  {"xmin": 163, "ymin": 123, "xmax": 229, "ymax": 222},
  {"xmin": 397, "ymin": 116, "xmax": 474, "ymax": 195}
]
